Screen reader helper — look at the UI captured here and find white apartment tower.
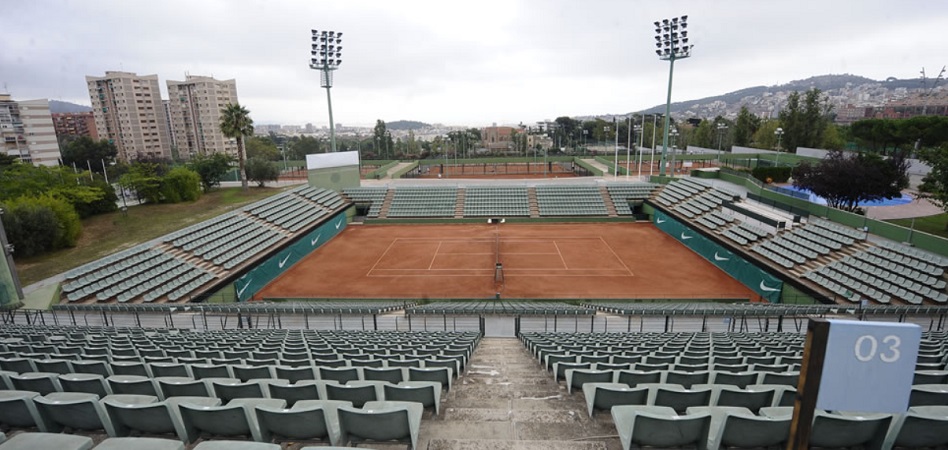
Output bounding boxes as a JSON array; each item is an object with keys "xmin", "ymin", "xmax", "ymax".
[
  {"xmin": 86, "ymin": 71, "xmax": 171, "ymax": 161},
  {"xmin": 166, "ymin": 75, "xmax": 239, "ymax": 158},
  {"xmin": 0, "ymin": 94, "xmax": 62, "ymax": 166}
]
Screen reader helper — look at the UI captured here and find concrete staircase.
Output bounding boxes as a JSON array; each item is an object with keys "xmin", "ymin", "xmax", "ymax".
[
  {"xmin": 527, "ymin": 188, "xmax": 540, "ymax": 218},
  {"xmin": 378, "ymin": 189, "xmax": 395, "ymax": 219},
  {"xmin": 418, "ymin": 338, "xmax": 614, "ymax": 450},
  {"xmin": 456, "ymin": 188, "xmax": 466, "ymax": 219}
]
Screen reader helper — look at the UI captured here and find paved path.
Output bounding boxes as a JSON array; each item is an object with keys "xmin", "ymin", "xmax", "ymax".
[
  {"xmin": 380, "ymin": 162, "xmax": 416, "ymax": 180},
  {"xmin": 420, "ymin": 337, "xmax": 617, "ymax": 450}
]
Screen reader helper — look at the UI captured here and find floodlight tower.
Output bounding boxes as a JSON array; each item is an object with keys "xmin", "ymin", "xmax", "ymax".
[
  {"xmin": 654, "ymin": 15, "xmax": 693, "ymax": 176},
  {"xmin": 310, "ymin": 29, "xmax": 343, "ymax": 152}
]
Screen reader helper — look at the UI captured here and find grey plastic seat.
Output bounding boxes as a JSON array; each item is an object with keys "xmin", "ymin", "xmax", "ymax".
[
  {"xmin": 407, "ymin": 367, "xmax": 452, "ymax": 391},
  {"xmin": 0, "ymin": 390, "xmax": 46, "ymax": 430},
  {"xmin": 273, "ymin": 365, "xmax": 316, "ymax": 383},
  {"xmin": 110, "ymin": 361, "xmax": 151, "ymax": 377},
  {"xmin": 10, "ymin": 372, "xmax": 62, "ymax": 395},
  {"xmin": 94, "ymin": 437, "xmax": 184, "ymax": 450},
  {"xmin": 758, "ymin": 371, "xmax": 798, "ymax": 387},
  {"xmin": 58, "ymin": 373, "xmax": 111, "ymax": 397},
  {"xmin": 264, "ymin": 380, "xmax": 339, "ymax": 407},
  {"xmin": 0, "ymin": 432, "xmax": 93, "ymax": 450},
  {"xmin": 33, "ymin": 392, "xmax": 116, "ymax": 435},
  {"xmin": 233, "ymin": 365, "xmax": 274, "ymax": 382},
  {"xmin": 325, "ymin": 383, "xmax": 379, "ymax": 408},
  {"xmin": 363, "ymin": 366, "xmax": 405, "ymax": 383},
  {"xmin": 653, "ymin": 386, "xmax": 713, "ymax": 414},
  {"xmin": 70, "ymin": 359, "xmax": 112, "ymax": 377},
  {"xmin": 149, "ymin": 362, "xmax": 191, "ymax": 378},
  {"xmin": 886, "ymin": 405, "xmax": 948, "ymax": 449},
  {"xmin": 0, "ymin": 357, "xmax": 36, "ymax": 373},
  {"xmin": 103, "ymin": 396, "xmax": 219, "ymax": 441},
  {"xmin": 714, "ymin": 386, "xmax": 776, "ymax": 414},
  {"xmin": 383, "ymin": 381, "xmax": 442, "ymax": 415},
  {"xmin": 611, "ymin": 404, "xmax": 712, "ymax": 450},
  {"xmin": 664, "ymin": 370, "xmax": 710, "ymax": 389},
  {"xmin": 33, "ymin": 359, "xmax": 72, "ymax": 375},
  {"xmin": 191, "ymin": 441, "xmax": 280, "ymax": 450},
  {"xmin": 759, "ymin": 407, "xmax": 890, "ymax": 449},
  {"xmin": 211, "ymin": 379, "xmax": 266, "ymax": 402},
  {"xmin": 157, "ymin": 377, "xmax": 212, "ymax": 398},
  {"xmin": 190, "ymin": 363, "xmax": 232, "ymax": 379},
  {"xmin": 108, "ymin": 375, "xmax": 160, "ymax": 398},
  {"xmin": 179, "ymin": 401, "xmax": 259, "ymax": 442},
  {"xmin": 337, "ymin": 400, "xmax": 423, "ymax": 449},
  {"xmin": 616, "ymin": 369, "xmax": 662, "ymax": 387},
  {"xmin": 319, "ymin": 366, "xmax": 361, "ymax": 384},
  {"xmin": 565, "ymin": 368, "xmax": 614, "ymax": 394},
  {"xmin": 710, "ymin": 371, "xmax": 758, "ymax": 389},
  {"xmin": 909, "ymin": 384, "xmax": 948, "ymax": 406},
  {"xmin": 691, "ymin": 406, "xmax": 790, "ymax": 450},
  {"xmin": 581, "ymin": 383, "xmax": 647, "ymax": 417},
  {"xmin": 255, "ymin": 399, "xmax": 351, "ymax": 446}
]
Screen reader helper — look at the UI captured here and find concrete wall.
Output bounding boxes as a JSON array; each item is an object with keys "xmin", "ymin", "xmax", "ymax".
[{"xmin": 732, "ymin": 146, "xmax": 779, "ymax": 155}]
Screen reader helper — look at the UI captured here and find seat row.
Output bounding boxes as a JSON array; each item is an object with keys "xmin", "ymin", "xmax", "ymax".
[
  {"xmin": 1, "ymin": 390, "xmax": 424, "ymax": 449},
  {"xmin": 559, "ymin": 367, "xmax": 800, "ymax": 391},
  {"xmin": 610, "ymin": 404, "xmax": 948, "ymax": 450}
]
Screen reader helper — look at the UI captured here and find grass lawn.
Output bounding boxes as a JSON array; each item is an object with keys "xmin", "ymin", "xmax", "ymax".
[
  {"xmin": 887, "ymin": 213, "xmax": 948, "ymax": 239},
  {"xmin": 14, "ymin": 186, "xmax": 295, "ymax": 286}
]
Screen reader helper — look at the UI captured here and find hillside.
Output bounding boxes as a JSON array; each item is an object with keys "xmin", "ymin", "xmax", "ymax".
[
  {"xmin": 386, "ymin": 120, "xmax": 430, "ymax": 130},
  {"xmin": 49, "ymin": 100, "xmax": 92, "ymax": 113}
]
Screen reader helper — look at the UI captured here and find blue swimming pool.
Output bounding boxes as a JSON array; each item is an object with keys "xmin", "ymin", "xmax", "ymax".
[{"xmin": 774, "ymin": 185, "xmax": 914, "ymax": 207}]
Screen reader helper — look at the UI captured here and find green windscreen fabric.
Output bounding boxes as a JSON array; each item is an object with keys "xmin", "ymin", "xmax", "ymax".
[
  {"xmin": 234, "ymin": 213, "xmax": 347, "ymax": 301},
  {"xmin": 0, "ymin": 255, "xmax": 18, "ymax": 306},
  {"xmin": 653, "ymin": 209, "xmax": 783, "ymax": 302}
]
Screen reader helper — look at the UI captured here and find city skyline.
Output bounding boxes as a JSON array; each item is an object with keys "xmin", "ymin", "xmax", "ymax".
[{"xmin": 2, "ymin": 0, "xmax": 947, "ymax": 127}]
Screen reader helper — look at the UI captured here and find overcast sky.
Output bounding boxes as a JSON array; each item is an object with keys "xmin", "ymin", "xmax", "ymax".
[{"xmin": 2, "ymin": 1, "xmax": 947, "ymax": 127}]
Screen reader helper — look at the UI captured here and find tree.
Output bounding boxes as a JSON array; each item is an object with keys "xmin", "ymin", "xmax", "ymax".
[
  {"xmin": 245, "ymin": 136, "xmax": 280, "ymax": 161},
  {"xmin": 732, "ymin": 106, "xmax": 760, "ymax": 147},
  {"xmin": 918, "ymin": 144, "xmax": 948, "ymax": 227},
  {"xmin": 0, "ymin": 154, "xmax": 17, "ymax": 166},
  {"xmin": 692, "ymin": 120, "xmax": 714, "ymax": 149},
  {"xmin": 61, "ymin": 137, "xmax": 118, "ymax": 171},
  {"xmin": 188, "ymin": 153, "xmax": 235, "ymax": 193},
  {"xmin": 219, "ymin": 103, "xmax": 254, "ymax": 190},
  {"xmin": 119, "ymin": 162, "xmax": 163, "ymax": 204},
  {"xmin": 159, "ymin": 167, "xmax": 202, "ymax": 203},
  {"xmin": 245, "ymin": 158, "xmax": 279, "ymax": 187},
  {"xmin": 793, "ymin": 150, "xmax": 909, "ymax": 213},
  {"xmin": 778, "ymin": 88, "xmax": 833, "ymax": 152},
  {"xmin": 752, "ymin": 119, "xmax": 781, "ymax": 150}
]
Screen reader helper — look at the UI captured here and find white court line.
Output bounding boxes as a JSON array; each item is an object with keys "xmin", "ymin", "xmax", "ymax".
[
  {"xmin": 599, "ymin": 235, "xmax": 635, "ymax": 277},
  {"xmin": 552, "ymin": 241, "xmax": 569, "ymax": 270},
  {"xmin": 428, "ymin": 241, "xmax": 443, "ymax": 270},
  {"xmin": 366, "ymin": 238, "xmax": 400, "ymax": 276}
]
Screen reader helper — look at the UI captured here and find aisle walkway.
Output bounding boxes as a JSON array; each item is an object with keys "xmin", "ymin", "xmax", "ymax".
[{"xmin": 416, "ymin": 337, "xmax": 618, "ymax": 450}]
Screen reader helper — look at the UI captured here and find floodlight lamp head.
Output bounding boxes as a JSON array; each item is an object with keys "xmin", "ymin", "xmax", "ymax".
[
  {"xmin": 663, "ymin": 19, "xmax": 669, "ymax": 25},
  {"xmin": 655, "ymin": 49, "xmax": 662, "ymax": 56},
  {"xmin": 337, "ymin": 32, "xmax": 343, "ymax": 38},
  {"xmin": 654, "ymin": 21, "xmax": 660, "ymax": 27}
]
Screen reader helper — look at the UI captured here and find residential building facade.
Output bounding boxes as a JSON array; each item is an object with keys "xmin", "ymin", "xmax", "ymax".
[
  {"xmin": 0, "ymin": 94, "xmax": 62, "ymax": 166},
  {"xmin": 166, "ymin": 75, "xmax": 239, "ymax": 158},
  {"xmin": 51, "ymin": 111, "xmax": 98, "ymax": 140},
  {"xmin": 86, "ymin": 71, "xmax": 171, "ymax": 161}
]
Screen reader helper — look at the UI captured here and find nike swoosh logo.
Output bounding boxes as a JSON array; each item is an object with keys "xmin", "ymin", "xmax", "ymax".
[
  {"xmin": 714, "ymin": 252, "xmax": 729, "ymax": 261},
  {"xmin": 760, "ymin": 280, "xmax": 780, "ymax": 292},
  {"xmin": 236, "ymin": 280, "xmax": 252, "ymax": 298},
  {"xmin": 278, "ymin": 253, "xmax": 291, "ymax": 269},
  {"xmin": 335, "ymin": 221, "xmax": 342, "ymax": 230},
  {"xmin": 656, "ymin": 218, "xmax": 666, "ymax": 224},
  {"xmin": 311, "ymin": 233, "xmax": 321, "ymax": 246},
  {"xmin": 681, "ymin": 232, "xmax": 693, "ymax": 240}
]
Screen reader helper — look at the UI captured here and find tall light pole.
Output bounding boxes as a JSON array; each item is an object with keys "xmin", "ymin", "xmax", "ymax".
[
  {"xmin": 654, "ymin": 15, "xmax": 693, "ymax": 176},
  {"xmin": 716, "ymin": 122, "xmax": 728, "ymax": 151},
  {"xmin": 634, "ymin": 124, "xmax": 643, "ymax": 177},
  {"xmin": 774, "ymin": 127, "xmax": 784, "ymax": 167},
  {"xmin": 669, "ymin": 128, "xmax": 680, "ymax": 176},
  {"xmin": 309, "ymin": 29, "xmax": 343, "ymax": 152}
]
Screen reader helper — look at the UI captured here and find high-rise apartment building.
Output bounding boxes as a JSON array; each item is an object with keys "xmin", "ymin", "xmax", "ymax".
[
  {"xmin": 0, "ymin": 94, "xmax": 62, "ymax": 166},
  {"xmin": 51, "ymin": 111, "xmax": 98, "ymax": 140},
  {"xmin": 165, "ymin": 75, "xmax": 239, "ymax": 158},
  {"xmin": 86, "ymin": 71, "xmax": 171, "ymax": 161}
]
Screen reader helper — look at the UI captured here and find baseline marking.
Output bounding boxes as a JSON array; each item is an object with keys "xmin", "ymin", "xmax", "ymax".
[{"xmin": 367, "ymin": 238, "xmax": 400, "ymax": 275}]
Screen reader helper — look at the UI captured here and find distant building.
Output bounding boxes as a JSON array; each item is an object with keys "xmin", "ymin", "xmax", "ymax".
[
  {"xmin": 51, "ymin": 111, "xmax": 98, "ymax": 140},
  {"xmin": 165, "ymin": 75, "xmax": 239, "ymax": 159},
  {"xmin": 481, "ymin": 126, "xmax": 515, "ymax": 153},
  {"xmin": 86, "ymin": 71, "xmax": 172, "ymax": 161},
  {"xmin": 0, "ymin": 94, "xmax": 62, "ymax": 166}
]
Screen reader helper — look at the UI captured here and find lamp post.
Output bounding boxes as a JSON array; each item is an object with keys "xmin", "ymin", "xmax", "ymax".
[
  {"xmin": 774, "ymin": 127, "xmax": 784, "ymax": 167},
  {"xmin": 717, "ymin": 122, "xmax": 728, "ymax": 151},
  {"xmin": 309, "ymin": 29, "xmax": 343, "ymax": 153},
  {"xmin": 669, "ymin": 128, "xmax": 680, "ymax": 176},
  {"xmin": 654, "ymin": 15, "xmax": 693, "ymax": 176}
]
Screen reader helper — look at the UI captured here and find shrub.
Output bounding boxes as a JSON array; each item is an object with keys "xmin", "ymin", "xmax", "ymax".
[
  {"xmin": 1, "ymin": 195, "xmax": 81, "ymax": 257},
  {"xmin": 160, "ymin": 167, "xmax": 202, "ymax": 203}
]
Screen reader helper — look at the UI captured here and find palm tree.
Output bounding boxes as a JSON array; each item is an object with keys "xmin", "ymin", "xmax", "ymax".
[{"xmin": 219, "ymin": 103, "xmax": 254, "ymax": 190}]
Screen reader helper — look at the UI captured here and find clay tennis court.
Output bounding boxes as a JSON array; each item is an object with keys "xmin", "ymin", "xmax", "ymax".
[{"xmin": 256, "ymin": 223, "xmax": 757, "ymax": 300}]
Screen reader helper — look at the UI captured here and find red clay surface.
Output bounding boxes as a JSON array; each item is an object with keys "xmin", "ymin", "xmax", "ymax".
[{"xmin": 256, "ymin": 223, "xmax": 758, "ymax": 300}]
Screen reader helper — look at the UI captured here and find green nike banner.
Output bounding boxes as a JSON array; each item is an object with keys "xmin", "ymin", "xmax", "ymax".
[
  {"xmin": 234, "ymin": 214, "xmax": 348, "ymax": 301},
  {"xmin": 653, "ymin": 210, "xmax": 783, "ymax": 302}
]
